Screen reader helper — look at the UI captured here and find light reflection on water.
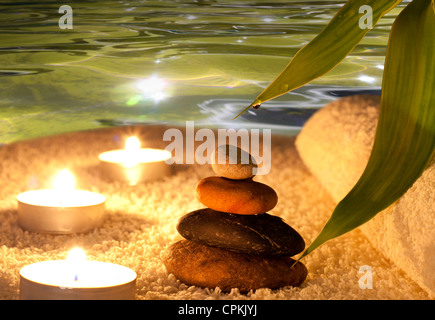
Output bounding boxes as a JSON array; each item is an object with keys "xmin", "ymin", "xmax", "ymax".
[{"xmin": 0, "ymin": 0, "xmax": 401, "ymax": 143}]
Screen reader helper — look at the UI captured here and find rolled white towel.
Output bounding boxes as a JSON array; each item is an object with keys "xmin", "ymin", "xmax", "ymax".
[{"xmin": 295, "ymin": 94, "xmax": 435, "ymax": 298}]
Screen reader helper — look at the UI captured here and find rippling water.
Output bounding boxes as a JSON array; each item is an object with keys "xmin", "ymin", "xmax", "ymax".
[{"xmin": 0, "ymin": 0, "xmax": 404, "ymax": 143}]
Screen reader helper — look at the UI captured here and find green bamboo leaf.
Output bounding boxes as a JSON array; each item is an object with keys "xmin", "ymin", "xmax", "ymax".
[
  {"xmin": 299, "ymin": 0, "xmax": 435, "ymax": 259},
  {"xmin": 234, "ymin": 0, "xmax": 402, "ymax": 118}
]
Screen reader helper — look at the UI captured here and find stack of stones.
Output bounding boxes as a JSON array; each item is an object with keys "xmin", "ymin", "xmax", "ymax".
[{"xmin": 163, "ymin": 144, "xmax": 308, "ymax": 293}]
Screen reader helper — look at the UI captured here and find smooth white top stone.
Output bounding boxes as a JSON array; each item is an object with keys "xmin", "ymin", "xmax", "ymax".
[{"xmin": 211, "ymin": 144, "xmax": 257, "ymax": 180}]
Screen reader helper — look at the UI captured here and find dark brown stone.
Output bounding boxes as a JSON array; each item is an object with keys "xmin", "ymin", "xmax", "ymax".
[{"xmin": 177, "ymin": 208, "xmax": 305, "ymax": 256}]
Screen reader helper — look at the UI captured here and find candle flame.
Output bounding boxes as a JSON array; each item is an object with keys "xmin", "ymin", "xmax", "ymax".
[
  {"xmin": 123, "ymin": 137, "xmax": 141, "ymax": 168},
  {"xmin": 53, "ymin": 169, "xmax": 75, "ymax": 192},
  {"xmin": 125, "ymin": 136, "xmax": 141, "ymax": 152},
  {"xmin": 67, "ymin": 248, "xmax": 87, "ymax": 263},
  {"xmin": 67, "ymin": 248, "xmax": 87, "ymax": 283}
]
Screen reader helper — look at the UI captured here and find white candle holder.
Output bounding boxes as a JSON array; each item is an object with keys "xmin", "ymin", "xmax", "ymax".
[
  {"xmin": 17, "ymin": 190, "xmax": 106, "ymax": 234},
  {"xmin": 98, "ymin": 137, "xmax": 172, "ymax": 185},
  {"xmin": 17, "ymin": 170, "xmax": 106, "ymax": 234},
  {"xmin": 19, "ymin": 249, "xmax": 137, "ymax": 300}
]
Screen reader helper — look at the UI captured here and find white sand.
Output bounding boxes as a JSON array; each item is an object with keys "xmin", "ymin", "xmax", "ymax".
[{"xmin": 0, "ymin": 123, "xmax": 430, "ymax": 300}]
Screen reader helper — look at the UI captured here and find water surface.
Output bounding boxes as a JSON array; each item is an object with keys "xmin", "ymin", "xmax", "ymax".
[{"xmin": 0, "ymin": 0, "xmax": 403, "ymax": 143}]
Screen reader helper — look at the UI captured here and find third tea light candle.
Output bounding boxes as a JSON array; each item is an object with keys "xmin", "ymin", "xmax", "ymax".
[{"xmin": 98, "ymin": 136, "xmax": 172, "ymax": 185}]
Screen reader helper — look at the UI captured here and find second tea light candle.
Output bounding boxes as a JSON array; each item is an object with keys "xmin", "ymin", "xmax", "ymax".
[{"xmin": 98, "ymin": 136, "xmax": 172, "ymax": 185}]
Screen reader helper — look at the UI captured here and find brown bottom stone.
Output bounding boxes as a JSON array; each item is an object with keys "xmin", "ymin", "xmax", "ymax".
[{"xmin": 163, "ymin": 240, "xmax": 308, "ymax": 293}]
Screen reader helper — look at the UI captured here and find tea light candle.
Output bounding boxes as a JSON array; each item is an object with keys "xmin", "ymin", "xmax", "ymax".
[
  {"xmin": 98, "ymin": 136, "xmax": 172, "ymax": 185},
  {"xmin": 17, "ymin": 170, "xmax": 106, "ymax": 234},
  {"xmin": 20, "ymin": 248, "xmax": 137, "ymax": 300}
]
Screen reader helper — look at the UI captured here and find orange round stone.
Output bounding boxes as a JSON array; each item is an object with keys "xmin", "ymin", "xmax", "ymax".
[{"xmin": 195, "ymin": 176, "xmax": 278, "ymax": 215}]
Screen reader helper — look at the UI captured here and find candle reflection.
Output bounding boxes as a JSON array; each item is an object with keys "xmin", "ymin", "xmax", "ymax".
[{"xmin": 126, "ymin": 75, "xmax": 169, "ymax": 106}]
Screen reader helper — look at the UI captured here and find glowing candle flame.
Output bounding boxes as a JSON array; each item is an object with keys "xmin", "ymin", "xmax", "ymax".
[
  {"xmin": 53, "ymin": 169, "xmax": 75, "ymax": 192},
  {"xmin": 125, "ymin": 136, "xmax": 141, "ymax": 152},
  {"xmin": 67, "ymin": 248, "xmax": 87, "ymax": 283},
  {"xmin": 67, "ymin": 247, "xmax": 87, "ymax": 262},
  {"xmin": 53, "ymin": 169, "xmax": 75, "ymax": 207},
  {"xmin": 123, "ymin": 137, "xmax": 141, "ymax": 168}
]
